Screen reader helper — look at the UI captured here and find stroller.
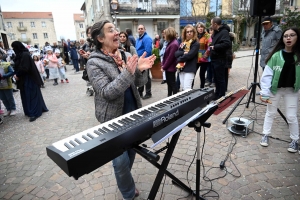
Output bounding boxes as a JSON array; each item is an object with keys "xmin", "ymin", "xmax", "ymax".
[{"xmin": 82, "ymin": 68, "xmax": 94, "ymax": 96}]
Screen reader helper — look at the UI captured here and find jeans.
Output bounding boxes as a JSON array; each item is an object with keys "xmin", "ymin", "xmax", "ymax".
[
  {"xmin": 138, "ymin": 69, "xmax": 151, "ymax": 95},
  {"xmin": 112, "ymin": 149, "xmax": 136, "ymax": 200},
  {"xmin": 72, "ymin": 59, "xmax": 79, "ymax": 72},
  {"xmin": 0, "ymin": 89, "xmax": 16, "ymax": 111},
  {"xmin": 211, "ymin": 59, "xmax": 226, "ymax": 98},
  {"xmin": 165, "ymin": 71, "xmax": 177, "ymax": 96},
  {"xmin": 179, "ymin": 72, "xmax": 195, "ymax": 91},
  {"xmin": 206, "ymin": 62, "xmax": 214, "ymax": 83},
  {"xmin": 263, "ymin": 88, "xmax": 299, "ymax": 141},
  {"xmin": 199, "ymin": 62, "xmax": 209, "ymax": 88}
]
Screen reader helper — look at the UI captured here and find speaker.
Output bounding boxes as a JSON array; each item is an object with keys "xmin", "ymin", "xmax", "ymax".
[{"xmin": 250, "ymin": 0, "xmax": 276, "ymax": 17}]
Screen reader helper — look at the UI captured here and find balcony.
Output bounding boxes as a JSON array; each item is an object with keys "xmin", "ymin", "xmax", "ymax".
[
  {"xmin": 18, "ymin": 38, "xmax": 31, "ymax": 43},
  {"xmin": 17, "ymin": 26, "xmax": 27, "ymax": 31},
  {"xmin": 116, "ymin": 0, "xmax": 179, "ymax": 15}
]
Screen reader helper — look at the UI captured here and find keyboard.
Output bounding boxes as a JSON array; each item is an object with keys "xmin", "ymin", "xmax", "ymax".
[{"xmin": 46, "ymin": 88, "xmax": 214, "ymax": 179}]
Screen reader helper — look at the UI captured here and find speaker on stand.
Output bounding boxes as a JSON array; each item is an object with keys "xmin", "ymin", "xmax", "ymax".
[{"xmin": 250, "ymin": 0, "xmax": 276, "ymax": 16}]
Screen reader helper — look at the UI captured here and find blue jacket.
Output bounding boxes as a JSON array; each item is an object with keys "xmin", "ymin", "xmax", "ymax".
[
  {"xmin": 135, "ymin": 32, "xmax": 152, "ymax": 57},
  {"xmin": 70, "ymin": 46, "xmax": 78, "ymax": 60}
]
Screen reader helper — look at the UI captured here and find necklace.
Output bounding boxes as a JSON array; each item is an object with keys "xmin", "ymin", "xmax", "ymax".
[{"xmin": 101, "ymin": 49, "xmax": 126, "ymax": 71}]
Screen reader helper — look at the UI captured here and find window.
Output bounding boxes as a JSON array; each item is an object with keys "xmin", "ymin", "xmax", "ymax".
[
  {"xmin": 239, "ymin": 0, "xmax": 249, "ymax": 10},
  {"xmin": 19, "ymin": 22, "xmax": 24, "ymax": 27},
  {"xmin": 11, "ymin": 34, "xmax": 15, "ymax": 40},
  {"xmin": 42, "ymin": 21, "xmax": 46, "ymax": 27},
  {"xmin": 157, "ymin": 21, "xmax": 168, "ymax": 37},
  {"xmin": 79, "ymin": 23, "xmax": 83, "ymax": 28},
  {"xmin": 156, "ymin": 0, "xmax": 167, "ymax": 5},
  {"xmin": 33, "ymin": 33, "xmax": 38, "ymax": 39},
  {"xmin": 80, "ymin": 32, "xmax": 85, "ymax": 38},
  {"xmin": 7, "ymin": 22, "xmax": 12, "ymax": 28},
  {"xmin": 43, "ymin": 33, "xmax": 48, "ymax": 39},
  {"xmin": 31, "ymin": 22, "xmax": 35, "ymax": 27},
  {"xmin": 119, "ymin": 0, "xmax": 131, "ymax": 3},
  {"xmin": 21, "ymin": 33, "xmax": 26, "ymax": 39}
]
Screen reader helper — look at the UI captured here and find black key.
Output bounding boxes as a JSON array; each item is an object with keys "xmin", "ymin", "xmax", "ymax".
[
  {"xmin": 125, "ymin": 117, "xmax": 134, "ymax": 122},
  {"xmin": 69, "ymin": 140, "xmax": 78, "ymax": 147},
  {"xmin": 113, "ymin": 122, "xmax": 122, "ymax": 128},
  {"xmin": 149, "ymin": 107, "xmax": 159, "ymax": 111},
  {"xmin": 75, "ymin": 138, "xmax": 82, "ymax": 144},
  {"xmin": 87, "ymin": 133, "xmax": 95, "ymax": 139},
  {"xmin": 102, "ymin": 126, "xmax": 111, "ymax": 132},
  {"xmin": 109, "ymin": 124, "xmax": 117, "ymax": 130},
  {"xmin": 82, "ymin": 135, "xmax": 91, "ymax": 141},
  {"xmin": 64, "ymin": 142, "xmax": 73, "ymax": 149},
  {"xmin": 98, "ymin": 128, "xmax": 107, "ymax": 134},
  {"xmin": 94, "ymin": 130, "xmax": 102, "ymax": 135}
]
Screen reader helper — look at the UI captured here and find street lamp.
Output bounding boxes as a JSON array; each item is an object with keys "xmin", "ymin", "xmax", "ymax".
[{"xmin": 111, "ymin": 0, "xmax": 119, "ymax": 28}]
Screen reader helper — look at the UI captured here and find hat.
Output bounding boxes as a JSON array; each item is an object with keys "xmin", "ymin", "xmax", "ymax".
[
  {"xmin": 45, "ymin": 46, "xmax": 52, "ymax": 52},
  {"xmin": 54, "ymin": 48, "xmax": 60, "ymax": 54},
  {"xmin": 262, "ymin": 17, "xmax": 272, "ymax": 24},
  {"xmin": 32, "ymin": 52, "xmax": 40, "ymax": 57}
]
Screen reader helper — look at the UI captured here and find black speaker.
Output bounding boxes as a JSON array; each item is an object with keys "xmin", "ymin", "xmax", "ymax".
[{"xmin": 250, "ymin": 0, "xmax": 276, "ymax": 16}]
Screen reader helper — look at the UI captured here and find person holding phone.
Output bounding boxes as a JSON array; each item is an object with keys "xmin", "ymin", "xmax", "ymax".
[{"xmin": 259, "ymin": 27, "xmax": 300, "ymax": 153}]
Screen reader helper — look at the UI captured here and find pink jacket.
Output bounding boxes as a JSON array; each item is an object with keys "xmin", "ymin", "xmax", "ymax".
[{"xmin": 45, "ymin": 53, "xmax": 58, "ymax": 68}]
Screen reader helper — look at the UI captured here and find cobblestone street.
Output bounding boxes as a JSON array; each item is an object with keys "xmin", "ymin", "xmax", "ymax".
[{"xmin": 0, "ymin": 50, "xmax": 300, "ymax": 200}]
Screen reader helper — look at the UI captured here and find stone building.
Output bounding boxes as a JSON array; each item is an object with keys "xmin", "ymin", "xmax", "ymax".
[
  {"xmin": 81, "ymin": 0, "xmax": 180, "ymax": 40},
  {"xmin": 2, "ymin": 12, "xmax": 57, "ymax": 48},
  {"xmin": 73, "ymin": 14, "xmax": 86, "ymax": 41}
]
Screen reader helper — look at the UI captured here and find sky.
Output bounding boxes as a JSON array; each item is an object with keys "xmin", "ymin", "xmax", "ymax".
[{"xmin": 0, "ymin": 0, "xmax": 85, "ymax": 40}]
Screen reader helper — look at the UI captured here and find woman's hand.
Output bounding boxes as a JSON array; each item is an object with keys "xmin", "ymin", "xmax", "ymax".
[
  {"xmin": 14, "ymin": 75, "xmax": 19, "ymax": 81},
  {"xmin": 126, "ymin": 54, "xmax": 139, "ymax": 75},
  {"xmin": 137, "ymin": 52, "xmax": 156, "ymax": 72}
]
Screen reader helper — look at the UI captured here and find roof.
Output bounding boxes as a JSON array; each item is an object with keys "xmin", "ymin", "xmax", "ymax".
[
  {"xmin": 2, "ymin": 12, "xmax": 53, "ymax": 19},
  {"xmin": 73, "ymin": 14, "xmax": 84, "ymax": 22}
]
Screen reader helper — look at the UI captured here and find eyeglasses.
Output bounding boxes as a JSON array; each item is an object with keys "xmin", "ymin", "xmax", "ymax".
[
  {"xmin": 107, "ymin": 28, "xmax": 119, "ymax": 33},
  {"xmin": 283, "ymin": 33, "xmax": 297, "ymax": 39},
  {"xmin": 186, "ymin": 30, "xmax": 193, "ymax": 34}
]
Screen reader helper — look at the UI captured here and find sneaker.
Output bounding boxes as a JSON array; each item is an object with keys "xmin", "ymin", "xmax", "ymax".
[
  {"xmin": 10, "ymin": 110, "xmax": 17, "ymax": 116},
  {"xmin": 3, "ymin": 110, "xmax": 11, "ymax": 117},
  {"xmin": 142, "ymin": 94, "xmax": 152, "ymax": 99},
  {"xmin": 161, "ymin": 80, "xmax": 167, "ymax": 84},
  {"xmin": 53, "ymin": 82, "xmax": 58, "ymax": 86},
  {"xmin": 260, "ymin": 135, "xmax": 269, "ymax": 147},
  {"xmin": 205, "ymin": 82, "xmax": 212, "ymax": 87},
  {"xmin": 209, "ymin": 83, "xmax": 215, "ymax": 88},
  {"xmin": 287, "ymin": 140, "xmax": 298, "ymax": 153},
  {"xmin": 0, "ymin": 110, "xmax": 4, "ymax": 115},
  {"xmin": 61, "ymin": 80, "xmax": 64, "ymax": 83},
  {"xmin": 66, "ymin": 79, "xmax": 69, "ymax": 83}
]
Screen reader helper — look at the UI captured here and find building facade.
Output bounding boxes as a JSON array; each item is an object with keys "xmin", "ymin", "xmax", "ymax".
[
  {"xmin": 0, "ymin": 10, "xmax": 8, "ymax": 49},
  {"xmin": 74, "ymin": 14, "xmax": 86, "ymax": 41},
  {"xmin": 81, "ymin": 0, "xmax": 180, "ymax": 40},
  {"xmin": 2, "ymin": 12, "xmax": 57, "ymax": 48}
]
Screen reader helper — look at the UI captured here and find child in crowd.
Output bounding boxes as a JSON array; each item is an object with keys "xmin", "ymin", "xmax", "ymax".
[
  {"xmin": 55, "ymin": 49, "xmax": 69, "ymax": 83},
  {"xmin": 43, "ymin": 46, "xmax": 59, "ymax": 86},
  {"xmin": 33, "ymin": 54, "xmax": 45, "ymax": 88},
  {"xmin": 0, "ymin": 54, "xmax": 17, "ymax": 116}
]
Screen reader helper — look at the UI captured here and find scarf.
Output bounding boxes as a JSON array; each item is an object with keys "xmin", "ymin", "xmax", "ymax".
[{"xmin": 101, "ymin": 49, "xmax": 127, "ymax": 72}]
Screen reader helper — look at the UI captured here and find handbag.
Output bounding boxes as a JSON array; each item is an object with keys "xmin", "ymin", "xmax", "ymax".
[{"xmin": 82, "ymin": 68, "xmax": 89, "ymax": 81}]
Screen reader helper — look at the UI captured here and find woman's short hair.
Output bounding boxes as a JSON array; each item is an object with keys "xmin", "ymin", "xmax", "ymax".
[
  {"xmin": 164, "ymin": 27, "xmax": 176, "ymax": 42},
  {"xmin": 181, "ymin": 24, "xmax": 198, "ymax": 41},
  {"xmin": 90, "ymin": 20, "xmax": 110, "ymax": 49},
  {"xmin": 196, "ymin": 22, "xmax": 206, "ymax": 29}
]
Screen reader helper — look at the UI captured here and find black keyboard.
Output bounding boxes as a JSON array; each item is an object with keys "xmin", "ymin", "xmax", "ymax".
[{"xmin": 46, "ymin": 88, "xmax": 214, "ymax": 179}]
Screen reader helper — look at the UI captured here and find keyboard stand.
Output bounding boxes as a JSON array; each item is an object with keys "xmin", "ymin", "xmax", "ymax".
[{"xmin": 134, "ymin": 107, "xmax": 206, "ymax": 200}]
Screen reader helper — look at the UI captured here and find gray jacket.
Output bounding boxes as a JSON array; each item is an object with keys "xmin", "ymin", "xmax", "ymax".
[
  {"xmin": 260, "ymin": 25, "xmax": 282, "ymax": 68},
  {"xmin": 86, "ymin": 49, "xmax": 147, "ymax": 123}
]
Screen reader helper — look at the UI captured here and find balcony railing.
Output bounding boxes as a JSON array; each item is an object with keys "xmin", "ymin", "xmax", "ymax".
[
  {"xmin": 18, "ymin": 38, "xmax": 31, "ymax": 43},
  {"xmin": 17, "ymin": 26, "xmax": 27, "ymax": 31},
  {"xmin": 116, "ymin": 1, "xmax": 179, "ymax": 15}
]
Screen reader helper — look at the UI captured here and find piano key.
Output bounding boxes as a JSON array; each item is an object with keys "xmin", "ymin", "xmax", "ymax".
[
  {"xmin": 102, "ymin": 126, "xmax": 112, "ymax": 132},
  {"xmin": 87, "ymin": 133, "xmax": 95, "ymax": 139},
  {"xmin": 74, "ymin": 138, "xmax": 82, "ymax": 145},
  {"xmin": 82, "ymin": 135, "xmax": 91, "ymax": 141},
  {"xmin": 97, "ymin": 128, "xmax": 107, "ymax": 134},
  {"xmin": 94, "ymin": 130, "xmax": 102, "ymax": 135},
  {"xmin": 109, "ymin": 124, "xmax": 119, "ymax": 130},
  {"xmin": 113, "ymin": 122, "xmax": 122, "ymax": 128},
  {"xmin": 69, "ymin": 140, "xmax": 78, "ymax": 147},
  {"xmin": 64, "ymin": 142, "xmax": 73, "ymax": 149}
]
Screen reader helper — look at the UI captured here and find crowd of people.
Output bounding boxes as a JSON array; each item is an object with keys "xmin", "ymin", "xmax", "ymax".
[{"xmin": 0, "ymin": 16, "xmax": 299, "ymax": 199}]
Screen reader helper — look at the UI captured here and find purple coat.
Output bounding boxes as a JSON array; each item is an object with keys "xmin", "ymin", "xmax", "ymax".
[{"xmin": 162, "ymin": 39, "xmax": 179, "ymax": 72}]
